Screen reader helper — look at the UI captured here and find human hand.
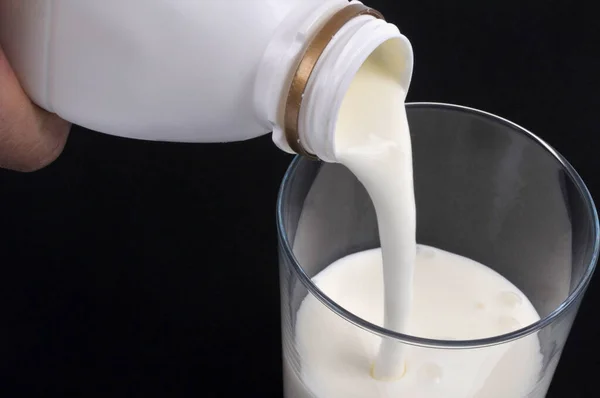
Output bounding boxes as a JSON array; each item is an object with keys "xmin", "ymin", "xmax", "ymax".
[{"xmin": 0, "ymin": 44, "xmax": 70, "ymax": 172}]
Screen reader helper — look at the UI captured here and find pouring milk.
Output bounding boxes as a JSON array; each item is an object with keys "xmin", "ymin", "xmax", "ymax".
[{"xmin": 290, "ymin": 38, "xmax": 543, "ymax": 397}]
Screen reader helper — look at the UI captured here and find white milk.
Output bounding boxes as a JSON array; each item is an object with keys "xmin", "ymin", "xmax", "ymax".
[
  {"xmin": 295, "ymin": 247, "xmax": 543, "ymax": 397},
  {"xmin": 290, "ymin": 44, "xmax": 543, "ymax": 396},
  {"xmin": 334, "ymin": 46, "xmax": 416, "ymax": 380}
]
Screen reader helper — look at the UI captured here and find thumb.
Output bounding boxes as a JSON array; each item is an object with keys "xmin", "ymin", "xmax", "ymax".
[{"xmin": 0, "ymin": 45, "xmax": 70, "ymax": 172}]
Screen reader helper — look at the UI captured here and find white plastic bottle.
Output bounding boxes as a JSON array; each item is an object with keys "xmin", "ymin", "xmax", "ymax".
[{"xmin": 0, "ymin": 0, "xmax": 412, "ymax": 161}]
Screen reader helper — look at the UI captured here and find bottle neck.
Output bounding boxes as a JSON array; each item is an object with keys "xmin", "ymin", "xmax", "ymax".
[{"xmin": 255, "ymin": 1, "xmax": 413, "ymax": 162}]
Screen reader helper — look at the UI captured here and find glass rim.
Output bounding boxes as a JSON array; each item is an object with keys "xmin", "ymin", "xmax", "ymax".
[{"xmin": 276, "ymin": 102, "xmax": 600, "ymax": 349}]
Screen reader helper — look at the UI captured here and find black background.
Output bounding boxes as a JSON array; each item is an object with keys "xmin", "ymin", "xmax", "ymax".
[{"xmin": 1, "ymin": 1, "xmax": 599, "ymax": 396}]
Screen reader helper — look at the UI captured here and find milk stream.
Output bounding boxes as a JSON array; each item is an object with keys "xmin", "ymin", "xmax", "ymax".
[
  {"xmin": 334, "ymin": 42, "xmax": 416, "ymax": 380},
  {"xmin": 290, "ymin": 41, "xmax": 544, "ymax": 396}
]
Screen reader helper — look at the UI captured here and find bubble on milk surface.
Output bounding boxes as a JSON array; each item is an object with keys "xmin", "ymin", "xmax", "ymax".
[
  {"xmin": 497, "ymin": 291, "xmax": 523, "ymax": 309},
  {"xmin": 498, "ymin": 316, "xmax": 521, "ymax": 333}
]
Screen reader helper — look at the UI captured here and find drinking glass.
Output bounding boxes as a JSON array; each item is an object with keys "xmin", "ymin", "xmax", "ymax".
[{"xmin": 277, "ymin": 103, "xmax": 599, "ymax": 398}]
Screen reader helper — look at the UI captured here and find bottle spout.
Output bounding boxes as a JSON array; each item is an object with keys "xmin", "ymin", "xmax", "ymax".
[
  {"xmin": 281, "ymin": 3, "xmax": 385, "ymax": 160},
  {"xmin": 269, "ymin": 2, "xmax": 413, "ymax": 162}
]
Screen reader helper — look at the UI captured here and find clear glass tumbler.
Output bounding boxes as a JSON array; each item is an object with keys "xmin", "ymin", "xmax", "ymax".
[{"xmin": 277, "ymin": 103, "xmax": 599, "ymax": 398}]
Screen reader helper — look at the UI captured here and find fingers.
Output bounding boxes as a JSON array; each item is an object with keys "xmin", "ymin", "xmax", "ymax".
[{"xmin": 0, "ymin": 45, "xmax": 71, "ymax": 172}]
